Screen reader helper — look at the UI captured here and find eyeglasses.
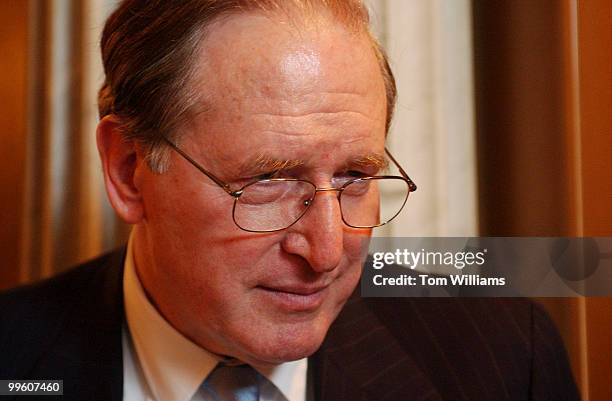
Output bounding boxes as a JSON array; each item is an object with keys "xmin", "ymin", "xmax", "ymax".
[{"xmin": 162, "ymin": 137, "xmax": 416, "ymax": 233}]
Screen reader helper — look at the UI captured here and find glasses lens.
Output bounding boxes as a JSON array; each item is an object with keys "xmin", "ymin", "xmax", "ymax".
[
  {"xmin": 340, "ymin": 177, "xmax": 410, "ymax": 228},
  {"xmin": 233, "ymin": 180, "xmax": 316, "ymax": 232}
]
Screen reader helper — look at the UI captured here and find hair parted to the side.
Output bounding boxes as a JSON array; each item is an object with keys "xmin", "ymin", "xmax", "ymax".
[{"xmin": 98, "ymin": 0, "xmax": 397, "ymax": 172}]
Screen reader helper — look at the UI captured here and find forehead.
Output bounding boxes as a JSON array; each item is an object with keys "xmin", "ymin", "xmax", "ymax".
[
  {"xmin": 199, "ymin": 12, "xmax": 383, "ymax": 103},
  {"xmin": 183, "ymin": 11, "xmax": 387, "ymax": 172}
]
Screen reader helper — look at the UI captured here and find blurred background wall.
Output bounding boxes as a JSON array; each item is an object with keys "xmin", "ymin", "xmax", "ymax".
[
  {"xmin": 0, "ymin": 0, "xmax": 124, "ymax": 286},
  {"xmin": 0, "ymin": 0, "xmax": 610, "ymax": 399},
  {"xmin": 471, "ymin": 2, "xmax": 611, "ymax": 400}
]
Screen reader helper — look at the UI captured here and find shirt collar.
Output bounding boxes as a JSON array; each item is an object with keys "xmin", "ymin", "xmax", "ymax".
[{"xmin": 123, "ymin": 232, "xmax": 307, "ymax": 401}]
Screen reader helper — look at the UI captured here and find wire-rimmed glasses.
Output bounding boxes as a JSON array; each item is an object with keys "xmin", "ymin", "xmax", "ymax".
[{"xmin": 162, "ymin": 137, "xmax": 417, "ymax": 233}]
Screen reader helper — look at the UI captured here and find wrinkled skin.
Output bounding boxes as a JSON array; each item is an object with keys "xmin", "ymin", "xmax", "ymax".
[{"xmin": 103, "ymin": 12, "xmax": 387, "ymax": 367}]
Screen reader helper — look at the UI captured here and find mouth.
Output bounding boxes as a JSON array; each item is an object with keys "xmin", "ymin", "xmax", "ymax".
[{"xmin": 255, "ymin": 284, "xmax": 330, "ymax": 312}]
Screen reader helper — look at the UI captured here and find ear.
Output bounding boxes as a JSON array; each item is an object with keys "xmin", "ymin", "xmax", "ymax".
[{"xmin": 96, "ymin": 115, "xmax": 144, "ymax": 224}]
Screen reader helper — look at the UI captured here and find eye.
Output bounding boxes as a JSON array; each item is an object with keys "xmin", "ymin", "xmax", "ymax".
[
  {"xmin": 342, "ymin": 178, "xmax": 372, "ymax": 196},
  {"xmin": 340, "ymin": 170, "xmax": 371, "ymax": 181},
  {"xmin": 332, "ymin": 171, "xmax": 366, "ymax": 187},
  {"xmin": 257, "ymin": 171, "xmax": 279, "ymax": 180},
  {"xmin": 347, "ymin": 170, "xmax": 369, "ymax": 177},
  {"xmin": 235, "ymin": 170, "xmax": 280, "ymax": 186}
]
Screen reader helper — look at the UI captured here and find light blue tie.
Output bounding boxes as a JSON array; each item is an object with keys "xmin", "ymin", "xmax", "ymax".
[
  {"xmin": 200, "ymin": 363, "xmax": 260, "ymax": 401},
  {"xmin": 194, "ymin": 362, "xmax": 290, "ymax": 401}
]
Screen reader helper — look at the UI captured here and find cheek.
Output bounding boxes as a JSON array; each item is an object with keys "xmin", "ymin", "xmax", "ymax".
[
  {"xmin": 144, "ymin": 171, "xmax": 270, "ymax": 262},
  {"xmin": 343, "ymin": 227, "xmax": 372, "ymax": 265},
  {"xmin": 151, "ymin": 231, "xmax": 285, "ymax": 349},
  {"xmin": 324, "ymin": 231, "xmax": 370, "ymax": 307},
  {"xmin": 140, "ymin": 170, "xmax": 285, "ymax": 306},
  {"xmin": 340, "ymin": 243, "xmax": 366, "ymax": 290}
]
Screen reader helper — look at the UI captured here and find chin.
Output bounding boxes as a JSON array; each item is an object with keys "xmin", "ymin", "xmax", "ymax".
[
  {"xmin": 240, "ymin": 316, "xmax": 332, "ymax": 365},
  {"xmin": 251, "ymin": 336, "xmax": 325, "ymax": 365}
]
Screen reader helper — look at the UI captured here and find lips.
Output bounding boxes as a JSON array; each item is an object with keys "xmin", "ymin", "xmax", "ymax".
[
  {"xmin": 259, "ymin": 284, "xmax": 329, "ymax": 295},
  {"xmin": 255, "ymin": 283, "xmax": 330, "ymax": 311}
]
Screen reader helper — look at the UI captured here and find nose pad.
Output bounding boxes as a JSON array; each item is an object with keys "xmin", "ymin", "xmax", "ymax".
[{"xmin": 302, "ymin": 188, "xmax": 341, "ymax": 208}]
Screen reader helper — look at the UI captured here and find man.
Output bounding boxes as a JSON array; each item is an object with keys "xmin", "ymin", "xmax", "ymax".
[{"xmin": 0, "ymin": 1, "xmax": 580, "ymax": 400}]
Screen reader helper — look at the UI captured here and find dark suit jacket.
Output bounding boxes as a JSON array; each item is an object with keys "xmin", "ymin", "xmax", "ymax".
[{"xmin": 0, "ymin": 249, "xmax": 580, "ymax": 401}]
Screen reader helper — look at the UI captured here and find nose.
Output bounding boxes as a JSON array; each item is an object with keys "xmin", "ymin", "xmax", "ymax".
[{"xmin": 281, "ymin": 189, "xmax": 344, "ymax": 273}]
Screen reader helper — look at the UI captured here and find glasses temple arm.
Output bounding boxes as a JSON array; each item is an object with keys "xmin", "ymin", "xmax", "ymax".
[
  {"xmin": 384, "ymin": 148, "xmax": 417, "ymax": 192},
  {"xmin": 161, "ymin": 136, "xmax": 236, "ymax": 195}
]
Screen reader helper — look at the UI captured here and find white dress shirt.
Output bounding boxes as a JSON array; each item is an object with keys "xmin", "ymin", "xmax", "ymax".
[{"xmin": 122, "ymin": 233, "xmax": 308, "ymax": 401}]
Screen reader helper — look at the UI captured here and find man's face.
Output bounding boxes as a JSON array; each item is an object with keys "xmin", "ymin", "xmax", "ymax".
[{"xmin": 132, "ymin": 13, "xmax": 387, "ymax": 365}]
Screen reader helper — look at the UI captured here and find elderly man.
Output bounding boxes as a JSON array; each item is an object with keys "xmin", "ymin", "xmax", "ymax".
[{"xmin": 0, "ymin": 1, "xmax": 580, "ymax": 400}]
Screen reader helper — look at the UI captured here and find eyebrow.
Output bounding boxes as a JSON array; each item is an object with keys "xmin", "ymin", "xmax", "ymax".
[
  {"xmin": 237, "ymin": 152, "xmax": 389, "ymax": 177},
  {"xmin": 348, "ymin": 153, "xmax": 389, "ymax": 172},
  {"xmin": 237, "ymin": 154, "xmax": 305, "ymax": 176}
]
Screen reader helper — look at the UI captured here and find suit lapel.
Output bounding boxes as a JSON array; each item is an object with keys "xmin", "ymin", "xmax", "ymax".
[{"xmin": 311, "ymin": 293, "xmax": 442, "ymax": 401}]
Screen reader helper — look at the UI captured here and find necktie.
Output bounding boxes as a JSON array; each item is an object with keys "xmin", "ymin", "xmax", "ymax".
[
  {"xmin": 200, "ymin": 363, "xmax": 259, "ymax": 401},
  {"xmin": 195, "ymin": 362, "xmax": 290, "ymax": 401}
]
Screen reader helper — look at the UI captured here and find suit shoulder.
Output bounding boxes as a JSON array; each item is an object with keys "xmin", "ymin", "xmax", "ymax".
[
  {"xmin": 0, "ymin": 249, "xmax": 125, "ymax": 377},
  {"xmin": 353, "ymin": 297, "xmax": 578, "ymax": 400},
  {"xmin": 365, "ymin": 296, "xmax": 534, "ymax": 327},
  {"xmin": 0, "ymin": 250, "xmax": 122, "ymax": 314},
  {"xmin": 361, "ymin": 297, "xmax": 543, "ymax": 368}
]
